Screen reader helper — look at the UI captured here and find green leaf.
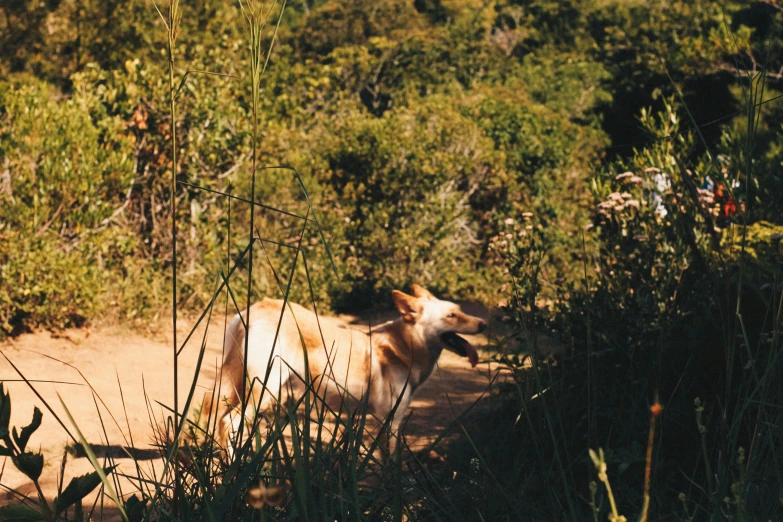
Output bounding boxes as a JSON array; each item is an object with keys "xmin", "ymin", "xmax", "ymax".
[
  {"xmin": 12, "ymin": 407, "xmax": 42, "ymax": 453},
  {"xmin": 0, "ymin": 503, "xmax": 46, "ymax": 522},
  {"xmin": 58, "ymin": 395, "xmax": 128, "ymax": 521},
  {"xmin": 53, "ymin": 466, "xmax": 116, "ymax": 514},
  {"xmin": 124, "ymin": 494, "xmax": 148, "ymax": 522},
  {"xmin": 0, "ymin": 384, "xmax": 11, "ymax": 439},
  {"xmin": 12, "ymin": 453, "xmax": 44, "ymax": 482}
]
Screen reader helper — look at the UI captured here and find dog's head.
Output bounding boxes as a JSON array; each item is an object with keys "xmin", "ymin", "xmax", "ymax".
[{"xmin": 392, "ymin": 284, "xmax": 486, "ymax": 368}]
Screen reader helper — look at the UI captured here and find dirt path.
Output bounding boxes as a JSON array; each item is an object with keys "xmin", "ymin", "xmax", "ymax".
[{"xmin": 0, "ymin": 313, "xmax": 505, "ymax": 510}]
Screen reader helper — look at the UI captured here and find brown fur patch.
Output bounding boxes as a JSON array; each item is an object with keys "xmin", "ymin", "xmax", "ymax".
[
  {"xmin": 300, "ymin": 328, "xmax": 324, "ymax": 353},
  {"xmin": 378, "ymin": 343, "xmax": 405, "ymax": 382}
]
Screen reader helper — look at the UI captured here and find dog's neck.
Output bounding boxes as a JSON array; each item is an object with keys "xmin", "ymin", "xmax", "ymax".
[{"xmin": 371, "ymin": 318, "xmax": 443, "ymax": 386}]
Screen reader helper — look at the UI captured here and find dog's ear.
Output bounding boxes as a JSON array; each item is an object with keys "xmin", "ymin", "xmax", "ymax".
[
  {"xmin": 410, "ymin": 284, "xmax": 434, "ymax": 300},
  {"xmin": 392, "ymin": 290, "xmax": 421, "ymax": 323}
]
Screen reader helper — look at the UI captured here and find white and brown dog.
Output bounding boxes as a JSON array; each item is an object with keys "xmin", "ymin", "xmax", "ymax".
[{"xmin": 209, "ymin": 284, "xmax": 486, "ymax": 450}]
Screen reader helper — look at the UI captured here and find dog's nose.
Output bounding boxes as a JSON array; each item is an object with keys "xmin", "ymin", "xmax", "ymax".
[{"xmin": 477, "ymin": 321, "xmax": 487, "ymax": 333}]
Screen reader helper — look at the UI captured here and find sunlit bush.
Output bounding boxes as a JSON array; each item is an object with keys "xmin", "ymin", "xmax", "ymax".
[{"xmin": 0, "ymin": 77, "xmax": 135, "ymax": 332}]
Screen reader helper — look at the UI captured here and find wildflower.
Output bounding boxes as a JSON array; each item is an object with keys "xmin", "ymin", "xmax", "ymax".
[
  {"xmin": 653, "ymin": 173, "xmax": 671, "ymax": 193},
  {"xmin": 504, "ymin": 217, "xmax": 515, "ymax": 225},
  {"xmin": 624, "ymin": 199, "xmax": 640, "ymax": 209},
  {"xmin": 598, "ymin": 201, "xmax": 615, "ymax": 209},
  {"xmin": 521, "ymin": 212, "xmax": 533, "ymax": 219},
  {"xmin": 697, "ymin": 188, "xmax": 714, "ymax": 207},
  {"xmin": 644, "ymin": 167, "xmax": 661, "ymax": 174},
  {"xmin": 609, "ymin": 192, "xmax": 624, "ymax": 202},
  {"xmin": 615, "ymin": 171, "xmax": 634, "ymax": 180},
  {"xmin": 630, "ymin": 176, "xmax": 643, "ymax": 184},
  {"xmin": 652, "ymin": 194, "xmax": 667, "ymax": 218},
  {"xmin": 620, "ymin": 192, "xmax": 632, "ymax": 199}
]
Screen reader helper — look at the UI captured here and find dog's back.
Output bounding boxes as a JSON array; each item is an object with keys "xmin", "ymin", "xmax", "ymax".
[{"xmin": 219, "ymin": 298, "xmax": 374, "ymax": 414}]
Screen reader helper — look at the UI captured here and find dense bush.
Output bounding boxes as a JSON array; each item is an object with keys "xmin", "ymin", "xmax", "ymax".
[
  {"xmin": 486, "ymin": 92, "xmax": 783, "ymax": 518},
  {"xmin": 0, "ymin": 78, "xmax": 136, "ymax": 331},
  {"xmin": 1, "ymin": 0, "xmax": 779, "ymax": 326},
  {"xmin": 0, "ymin": 0, "xmax": 624, "ymax": 330}
]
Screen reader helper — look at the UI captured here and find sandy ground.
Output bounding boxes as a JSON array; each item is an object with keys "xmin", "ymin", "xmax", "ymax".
[{"xmin": 0, "ymin": 309, "xmax": 508, "ymax": 514}]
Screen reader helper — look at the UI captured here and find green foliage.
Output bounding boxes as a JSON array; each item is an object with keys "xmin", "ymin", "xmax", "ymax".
[
  {"xmin": 291, "ymin": 0, "xmax": 425, "ymax": 56},
  {"xmin": 53, "ymin": 467, "xmax": 117, "ymax": 514},
  {"xmin": 724, "ymin": 220, "xmax": 783, "ymax": 268},
  {"xmin": 717, "ymin": 85, "xmax": 783, "ymax": 224},
  {"xmin": 313, "ymin": 96, "xmax": 502, "ymax": 305},
  {"xmin": 586, "ymin": 99, "xmax": 710, "ymax": 341},
  {"xmin": 12, "ymin": 452, "xmax": 44, "ymax": 482},
  {"xmin": 0, "ymin": 503, "xmax": 47, "ymax": 522},
  {"xmin": 0, "ymin": 77, "xmax": 136, "ymax": 332},
  {"xmin": 489, "ymin": 95, "xmax": 783, "ymax": 519},
  {"xmin": 0, "ymin": 384, "xmax": 10, "ymax": 441},
  {"xmin": 0, "ymin": 383, "xmax": 117, "ymax": 522},
  {"xmin": 589, "ymin": 0, "xmax": 750, "ymax": 77},
  {"xmin": 12, "ymin": 407, "xmax": 42, "ymax": 454},
  {"xmin": 0, "ymin": 0, "xmax": 623, "ymax": 328}
]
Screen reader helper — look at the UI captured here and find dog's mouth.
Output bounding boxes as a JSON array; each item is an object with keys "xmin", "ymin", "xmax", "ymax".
[{"xmin": 441, "ymin": 332, "xmax": 478, "ymax": 368}]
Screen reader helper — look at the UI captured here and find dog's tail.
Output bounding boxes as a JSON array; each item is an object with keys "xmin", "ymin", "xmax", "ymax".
[
  {"xmin": 222, "ymin": 311, "xmax": 247, "ymax": 367},
  {"xmin": 199, "ymin": 312, "xmax": 247, "ymax": 443}
]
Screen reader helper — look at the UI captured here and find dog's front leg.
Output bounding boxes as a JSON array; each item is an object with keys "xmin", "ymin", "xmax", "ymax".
[{"xmin": 380, "ymin": 388, "xmax": 412, "ymax": 461}]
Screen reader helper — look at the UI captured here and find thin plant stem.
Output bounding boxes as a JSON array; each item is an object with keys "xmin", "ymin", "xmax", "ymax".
[{"xmin": 165, "ymin": 0, "xmax": 183, "ymax": 511}]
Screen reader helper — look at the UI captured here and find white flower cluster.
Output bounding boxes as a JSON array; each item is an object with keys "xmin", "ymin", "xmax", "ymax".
[
  {"xmin": 598, "ymin": 168, "xmax": 672, "ymax": 219},
  {"xmin": 489, "ymin": 211, "xmax": 535, "ymax": 255},
  {"xmin": 597, "ymin": 188, "xmax": 642, "ymax": 215}
]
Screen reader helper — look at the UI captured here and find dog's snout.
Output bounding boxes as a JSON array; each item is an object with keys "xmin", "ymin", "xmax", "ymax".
[{"xmin": 477, "ymin": 321, "xmax": 487, "ymax": 333}]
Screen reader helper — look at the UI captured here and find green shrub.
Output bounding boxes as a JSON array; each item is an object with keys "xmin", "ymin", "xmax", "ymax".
[{"xmin": 0, "ymin": 76, "xmax": 135, "ymax": 332}]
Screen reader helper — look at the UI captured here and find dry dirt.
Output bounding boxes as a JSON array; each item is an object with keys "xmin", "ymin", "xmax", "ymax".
[{"xmin": 0, "ymin": 310, "xmax": 509, "ymax": 513}]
